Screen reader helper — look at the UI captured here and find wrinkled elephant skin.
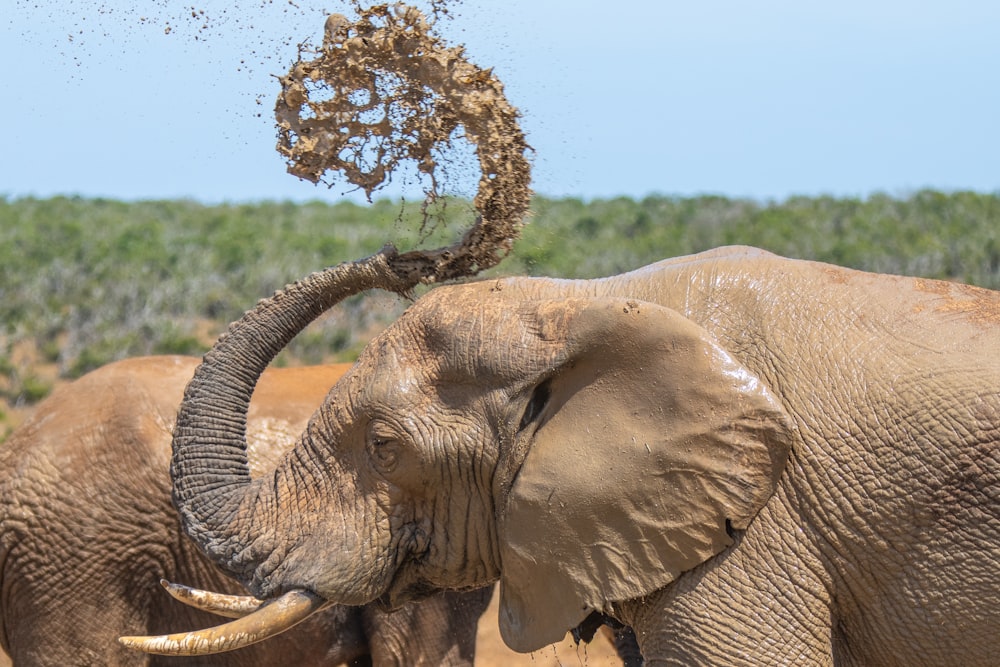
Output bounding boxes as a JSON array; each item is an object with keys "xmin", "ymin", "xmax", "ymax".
[{"xmin": 161, "ymin": 247, "xmax": 1000, "ymax": 666}]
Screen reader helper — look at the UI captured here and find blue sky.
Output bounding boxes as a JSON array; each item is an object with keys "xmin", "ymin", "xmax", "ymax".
[{"xmin": 3, "ymin": 0, "xmax": 998, "ymax": 204}]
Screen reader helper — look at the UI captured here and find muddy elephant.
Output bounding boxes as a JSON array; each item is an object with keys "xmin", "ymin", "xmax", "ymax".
[
  {"xmin": 123, "ymin": 246, "xmax": 1000, "ymax": 665},
  {"xmin": 0, "ymin": 355, "xmax": 491, "ymax": 666}
]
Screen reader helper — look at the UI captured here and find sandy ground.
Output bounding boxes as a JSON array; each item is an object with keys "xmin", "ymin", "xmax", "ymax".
[{"xmin": 475, "ymin": 587, "xmax": 623, "ymax": 666}]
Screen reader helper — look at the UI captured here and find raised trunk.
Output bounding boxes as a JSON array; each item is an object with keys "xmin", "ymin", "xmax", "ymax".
[
  {"xmin": 171, "ymin": 247, "xmax": 425, "ymax": 582},
  {"xmin": 169, "ymin": 193, "xmax": 525, "ymax": 591}
]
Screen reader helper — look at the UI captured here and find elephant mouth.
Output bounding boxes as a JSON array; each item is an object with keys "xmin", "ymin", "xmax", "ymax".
[
  {"xmin": 374, "ymin": 527, "xmax": 442, "ymax": 610},
  {"xmin": 367, "ymin": 516, "xmax": 436, "ymax": 610},
  {"xmin": 376, "ymin": 569, "xmax": 438, "ymax": 611}
]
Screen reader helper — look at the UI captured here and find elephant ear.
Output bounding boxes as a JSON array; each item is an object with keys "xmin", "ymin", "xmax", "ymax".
[{"xmin": 496, "ymin": 298, "xmax": 796, "ymax": 652}]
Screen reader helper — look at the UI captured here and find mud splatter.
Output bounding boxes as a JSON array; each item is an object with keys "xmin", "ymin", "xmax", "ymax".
[
  {"xmin": 274, "ymin": 2, "xmax": 531, "ymax": 260},
  {"xmin": 934, "ymin": 285, "xmax": 1000, "ymax": 326}
]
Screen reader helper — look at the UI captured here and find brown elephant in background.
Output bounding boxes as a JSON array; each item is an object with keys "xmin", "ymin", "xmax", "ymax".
[
  {"xmin": 0, "ymin": 355, "xmax": 491, "ymax": 666},
  {"xmin": 124, "ymin": 246, "xmax": 1000, "ymax": 665}
]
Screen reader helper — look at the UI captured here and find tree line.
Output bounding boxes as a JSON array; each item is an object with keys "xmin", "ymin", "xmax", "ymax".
[{"xmin": 1, "ymin": 189, "xmax": 998, "ymax": 424}]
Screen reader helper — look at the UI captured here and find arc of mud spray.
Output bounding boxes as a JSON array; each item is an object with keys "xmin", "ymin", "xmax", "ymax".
[{"xmin": 275, "ymin": 2, "xmax": 532, "ymax": 282}]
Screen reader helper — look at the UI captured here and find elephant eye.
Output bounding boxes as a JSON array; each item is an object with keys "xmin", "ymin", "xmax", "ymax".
[
  {"xmin": 367, "ymin": 422, "xmax": 403, "ymax": 474},
  {"xmin": 518, "ymin": 379, "xmax": 551, "ymax": 433},
  {"xmin": 370, "ymin": 436, "xmax": 400, "ymax": 473}
]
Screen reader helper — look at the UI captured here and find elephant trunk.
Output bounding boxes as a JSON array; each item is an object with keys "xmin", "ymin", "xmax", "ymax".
[
  {"xmin": 171, "ymin": 247, "xmax": 423, "ymax": 584},
  {"xmin": 171, "ymin": 236, "xmax": 511, "ymax": 586}
]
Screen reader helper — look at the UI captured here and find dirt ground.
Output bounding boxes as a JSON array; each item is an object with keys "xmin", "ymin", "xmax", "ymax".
[{"xmin": 475, "ymin": 588, "xmax": 623, "ymax": 666}]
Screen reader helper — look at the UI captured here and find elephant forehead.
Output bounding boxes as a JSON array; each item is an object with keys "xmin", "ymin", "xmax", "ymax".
[
  {"xmin": 353, "ymin": 338, "xmax": 432, "ymax": 406},
  {"xmin": 404, "ymin": 289, "xmax": 567, "ymax": 369}
]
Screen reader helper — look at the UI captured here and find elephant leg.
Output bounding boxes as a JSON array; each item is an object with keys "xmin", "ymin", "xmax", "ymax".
[
  {"xmin": 5, "ymin": 598, "xmax": 148, "ymax": 666},
  {"xmin": 611, "ymin": 624, "xmax": 644, "ymax": 667},
  {"xmin": 362, "ymin": 587, "xmax": 492, "ymax": 666},
  {"xmin": 572, "ymin": 612, "xmax": 644, "ymax": 666}
]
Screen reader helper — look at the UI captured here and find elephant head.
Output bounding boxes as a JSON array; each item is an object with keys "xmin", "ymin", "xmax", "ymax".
[{"xmin": 123, "ymin": 251, "xmax": 795, "ymax": 655}]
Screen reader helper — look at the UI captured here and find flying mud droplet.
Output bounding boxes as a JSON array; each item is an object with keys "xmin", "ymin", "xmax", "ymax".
[{"xmin": 275, "ymin": 2, "xmax": 532, "ymax": 275}]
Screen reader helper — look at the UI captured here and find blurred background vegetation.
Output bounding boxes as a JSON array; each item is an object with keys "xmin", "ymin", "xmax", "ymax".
[{"xmin": 2, "ymin": 190, "xmax": 998, "ymax": 437}]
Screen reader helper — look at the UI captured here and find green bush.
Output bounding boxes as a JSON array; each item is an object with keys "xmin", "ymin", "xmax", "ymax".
[
  {"xmin": 17, "ymin": 374, "xmax": 53, "ymax": 404},
  {"xmin": 1, "ymin": 190, "xmax": 997, "ymax": 385}
]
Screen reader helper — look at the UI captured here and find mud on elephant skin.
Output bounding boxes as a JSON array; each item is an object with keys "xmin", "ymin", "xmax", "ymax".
[
  {"xmin": 129, "ymin": 246, "xmax": 1000, "ymax": 665},
  {"xmin": 0, "ymin": 355, "xmax": 490, "ymax": 666}
]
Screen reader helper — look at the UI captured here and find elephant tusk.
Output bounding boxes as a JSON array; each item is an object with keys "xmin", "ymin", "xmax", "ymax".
[
  {"xmin": 118, "ymin": 588, "xmax": 330, "ymax": 655},
  {"xmin": 159, "ymin": 579, "xmax": 264, "ymax": 619}
]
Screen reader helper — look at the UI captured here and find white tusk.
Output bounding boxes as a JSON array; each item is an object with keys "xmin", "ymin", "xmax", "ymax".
[
  {"xmin": 159, "ymin": 579, "xmax": 264, "ymax": 619},
  {"xmin": 119, "ymin": 588, "xmax": 330, "ymax": 655}
]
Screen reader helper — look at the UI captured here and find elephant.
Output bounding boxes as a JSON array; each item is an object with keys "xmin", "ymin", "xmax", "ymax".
[
  {"xmin": 0, "ymin": 355, "xmax": 492, "ymax": 666},
  {"xmin": 121, "ymin": 245, "xmax": 1000, "ymax": 665},
  {"xmin": 573, "ymin": 613, "xmax": 643, "ymax": 667}
]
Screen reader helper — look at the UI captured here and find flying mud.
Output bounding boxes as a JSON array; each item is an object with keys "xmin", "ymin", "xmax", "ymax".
[{"xmin": 275, "ymin": 2, "xmax": 531, "ymax": 276}]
